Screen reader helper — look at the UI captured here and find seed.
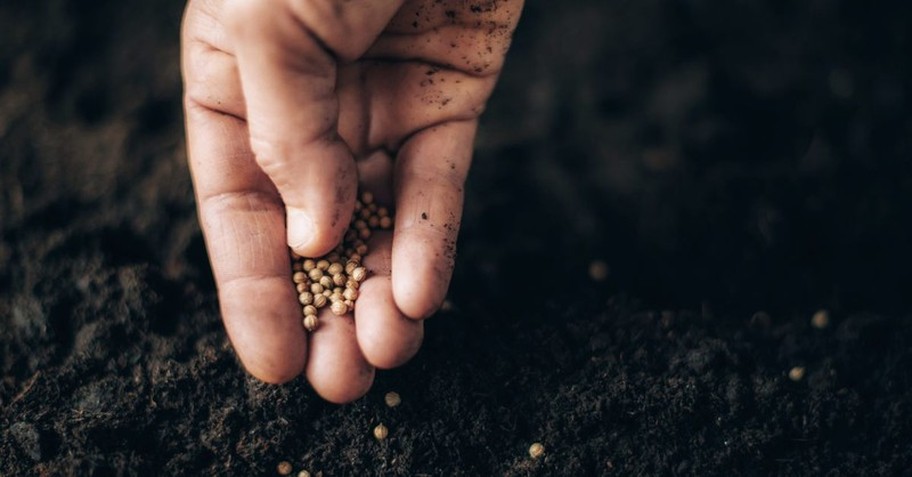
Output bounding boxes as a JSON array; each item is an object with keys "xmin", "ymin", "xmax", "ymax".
[
  {"xmin": 384, "ymin": 391, "xmax": 401, "ymax": 408},
  {"xmin": 351, "ymin": 267, "xmax": 367, "ymax": 282},
  {"xmin": 368, "ymin": 216, "xmax": 380, "ymax": 228},
  {"xmin": 588, "ymin": 260, "xmax": 609, "ymax": 282},
  {"xmin": 373, "ymin": 423, "xmax": 388, "ymax": 441},
  {"xmin": 308, "ymin": 268, "xmax": 323, "ymax": 281},
  {"xmin": 344, "ymin": 299, "xmax": 354, "ymax": 309},
  {"xmin": 440, "ymin": 299, "xmax": 454, "ymax": 312},
  {"xmin": 355, "ymin": 243, "xmax": 369, "ymax": 255},
  {"xmin": 362, "ymin": 191, "xmax": 374, "ymax": 205},
  {"xmin": 296, "ymin": 282, "xmax": 308, "ymax": 294},
  {"xmin": 377, "ymin": 207, "xmax": 389, "ymax": 217},
  {"xmin": 345, "ymin": 280, "xmax": 360, "ymax": 290},
  {"xmin": 277, "ymin": 461, "xmax": 293, "ymax": 476},
  {"xmin": 292, "ymin": 261, "xmax": 303, "ymax": 272},
  {"xmin": 303, "ymin": 259, "xmax": 316, "ymax": 271},
  {"xmin": 303, "ymin": 305, "xmax": 317, "ymax": 316},
  {"xmin": 354, "ymin": 219, "xmax": 367, "ymax": 230},
  {"xmin": 303, "ymin": 314, "xmax": 319, "ymax": 332},
  {"xmin": 811, "ymin": 310, "xmax": 830, "ymax": 329},
  {"xmin": 298, "ymin": 292, "xmax": 314, "ymax": 305},
  {"xmin": 319, "ymin": 275, "xmax": 333, "ymax": 289},
  {"xmin": 313, "ymin": 294, "xmax": 327, "ymax": 308},
  {"xmin": 529, "ymin": 443, "xmax": 545, "ymax": 459},
  {"xmin": 788, "ymin": 366, "xmax": 806, "ymax": 382},
  {"xmin": 343, "ymin": 288, "xmax": 358, "ymax": 301},
  {"xmin": 297, "ymin": 471, "xmax": 311, "ymax": 477},
  {"xmin": 310, "ymin": 283, "xmax": 324, "ymax": 295},
  {"xmin": 358, "ymin": 228, "xmax": 371, "ymax": 240},
  {"xmin": 331, "ymin": 291, "xmax": 344, "ymax": 303},
  {"xmin": 333, "ymin": 273, "xmax": 346, "ymax": 286},
  {"xmin": 292, "ymin": 271, "xmax": 307, "ymax": 284},
  {"xmin": 379, "ymin": 216, "xmax": 392, "ymax": 229},
  {"xmin": 328, "ymin": 262, "xmax": 344, "ymax": 275},
  {"xmin": 331, "ymin": 300, "xmax": 349, "ymax": 316},
  {"xmin": 317, "ymin": 259, "xmax": 330, "ymax": 271}
]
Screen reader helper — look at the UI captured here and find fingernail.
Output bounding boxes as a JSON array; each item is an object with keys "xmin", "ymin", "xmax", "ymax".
[{"xmin": 287, "ymin": 208, "xmax": 314, "ymax": 252}]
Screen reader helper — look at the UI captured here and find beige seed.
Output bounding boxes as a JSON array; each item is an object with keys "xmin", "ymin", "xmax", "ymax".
[
  {"xmin": 529, "ymin": 443, "xmax": 545, "ymax": 459},
  {"xmin": 303, "ymin": 305, "xmax": 317, "ymax": 316},
  {"xmin": 298, "ymin": 292, "xmax": 314, "ymax": 305},
  {"xmin": 811, "ymin": 310, "xmax": 830, "ymax": 329},
  {"xmin": 345, "ymin": 280, "xmax": 360, "ymax": 290},
  {"xmin": 331, "ymin": 300, "xmax": 349, "ymax": 316},
  {"xmin": 355, "ymin": 243, "xmax": 369, "ymax": 255},
  {"xmin": 377, "ymin": 207, "xmax": 389, "ymax": 217},
  {"xmin": 384, "ymin": 391, "xmax": 401, "ymax": 408},
  {"xmin": 296, "ymin": 282, "xmax": 308, "ymax": 294},
  {"xmin": 331, "ymin": 292, "xmax": 344, "ymax": 303},
  {"xmin": 292, "ymin": 271, "xmax": 307, "ymax": 284},
  {"xmin": 317, "ymin": 259, "xmax": 330, "ymax": 271},
  {"xmin": 303, "ymin": 314, "xmax": 318, "ymax": 332},
  {"xmin": 308, "ymin": 268, "xmax": 323, "ymax": 281},
  {"xmin": 788, "ymin": 366, "xmax": 806, "ymax": 382},
  {"xmin": 379, "ymin": 216, "xmax": 392, "ymax": 229},
  {"xmin": 354, "ymin": 219, "xmax": 368, "ymax": 230},
  {"xmin": 303, "ymin": 259, "xmax": 316, "ymax": 271},
  {"xmin": 360, "ymin": 208, "xmax": 372, "ymax": 219},
  {"xmin": 313, "ymin": 294, "xmax": 328, "ymax": 308},
  {"xmin": 277, "ymin": 461, "xmax": 293, "ymax": 476},
  {"xmin": 310, "ymin": 283, "xmax": 324, "ymax": 295},
  {"xmin": 328, "ymin": 262, "xmax": 344, "ymax": 275},
  {"xmin": 362, "ymin": 191, "xmax": 374, "ymax": 205},
  {"xmin": 344, "ymin": 299, "xmax": 354, "ymax": 309},
  {"xmin": 351, "ymin": 267, "xmax": 367, "ymax": 282},
  {"xmin": 354, "ymin": 200, "xmax": 362, "ymax": 212},
  {"xmin": 588, "ymin": 260, "xmax": 609, "ymax": 282},
  {"xmin": 373, "ymin": 423, "xmax": 388, "ymax": 441},
  {"xmin": 333, "ymin": 273, "xmax": 346, "ymax": 286},
  {"xmin": 358, "ymin": 228, "xmax": 371, "ymax": 240},
  {"xmin": 319, "ymin": 275, "xmax": 333, "ymax": 289},
  {"xmin": 368, "ymin": 216, "xmax": 380, "ymax": 228},
  {"xmin": 343, "ymin": 288, "xmax": 358, "ymax": 301},
  {"xmin": 297, "ymin": 471, "xmax": 311, "ymax": 477}
]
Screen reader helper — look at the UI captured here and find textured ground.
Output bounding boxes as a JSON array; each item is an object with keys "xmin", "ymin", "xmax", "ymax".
[{"xmin": 3, "ymin": 1, "xmax": 912, "ymax": 475}]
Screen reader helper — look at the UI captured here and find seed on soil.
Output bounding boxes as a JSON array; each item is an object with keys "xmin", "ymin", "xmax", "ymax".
[
  {"xmin": 290, "ymin": 192, "xmax": 391, "ymax": 332},
  {"xmin": 384, "ymin": 391, "xmax": 401, "ymax": 408},
  {"xmin": 297, "ymin": 471, "xmax": 311, "ymax": 477},
  {"xmin": 373, "ymin": 423, "xmax": 389, "ymax": 441},
  {"xmin": 529, "ymin": 442, "xmax": 545, "ymax": 459},
  {"xmin": 588, "ymin": 260, "xmax": 609, "ymax": 281},
  {"xmin": 811, "ymin": 310, "xmax": 830, "ymax": 329},
  {"xmin": 303, "ymin": 314, "xmax": 319, "ymax": 332},
  {"xmin": 789, "ymin": 366, "xmax": 806, "ymax": 381},
  {"xmin": 277, "ymin": 461, "xmax": 293, "ymax": 476}
]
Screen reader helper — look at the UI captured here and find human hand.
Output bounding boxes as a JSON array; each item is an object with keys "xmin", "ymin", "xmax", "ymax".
[{"xmin": 181, "ymin": 0, "xmax": 523, "ymax": 402}]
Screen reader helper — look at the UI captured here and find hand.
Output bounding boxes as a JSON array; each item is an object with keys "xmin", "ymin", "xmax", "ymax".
[{"xmin": 181, "ymin": 0, "xmax": 523, "ymax": 402}]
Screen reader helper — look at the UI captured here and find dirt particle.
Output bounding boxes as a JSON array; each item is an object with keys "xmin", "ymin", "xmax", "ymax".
[{"xmin": 421, "ymin": 212, "xmax": 428, "ymax": 220}]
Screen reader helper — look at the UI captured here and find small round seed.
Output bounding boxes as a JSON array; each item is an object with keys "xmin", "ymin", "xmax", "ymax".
[
  {"xmin": 298, "ymin": 292, "xmax": 314, "ymax": 305},
  {"xmin": 354, "ymin": 219, "xmax": 368, "ymax": 230},
  {"xmin": 277, "ymin": 461, "xmax": 293, "ymax": 476},
  {"xmin": 345, "ymin": 280, "xmax": 360, "ymax": 290},
  {"xmin": 303, "ymin": 259, "xmax": 316, "ymax": 271},
  {"xmin": 811, "ymin": 310, "xmax": 830, "ymax": 329},
  {"xmin": 292, "ymin": 261, "xmax": 303, "ymax": 272},
  {"xmin": 343, "ymin": 288, "xmax": 358, "ymax": 301},
  {"xmin": 358, "ymin": 228, "xmax": 371, "ymax": 240},
  {"xmin": 310, "ymin": 283, "xmax": 324, "ymax": 295},
  {"xmin": 297, "ymin": 471, "xmax": 311, "ymax": 477},
  {"xmin": 319, "ymin": 275, "xmax": 333, "ymax": 289},
  {"xmin": 303, "ymin": 305, "xmax": 317, "ymax": 316},
  {"xmin": 328, "ymin": 262, "xmax": 344, "ymax": 275},
  {"xmin": 313, "ymin": 294, "xmax": 328, "ymax": 308},
  {"xmin": 368, "ymin": 216, "xmax": 380, "ymax": 228},
  {"xmin": 308, "ymin": 268, "xmax": 323, "ymax": 281},
  {"xmin": 384, "ymin": 391, "xmax": 401, "ymax": 408},
  {"xmin": 317, "ymin": 259, "xmax": 330, "ymax": 271},
  {"xmin": 333, "ymin": 273, "xmax": 346, "ymax": 286},
  {"xmin": 303, "ymin": 314, "xmax": 318, "ymax": 332},
  {"xmin": 331, "ymin": 300, "xmax": 349, "ymax": 316},
  {"xmin": 377, "ymin": 207, "xmax": 389, "ymax": 217},
  {"xmin": 529, "ymin": 443, "xmax": 545, "ymax": 459},
  {"xmin": 362, "ymin": 191, "xmax": 374, "ymax": 205},
  {"xmin": 373, "ymin": 423, "xmax": 388, "ymax": 441},
  {"xmin": 355, "ymin": 243, "xmax": 369, "ymax": 255},
  {"xmin": 368, "ymin": 203, "xmax": 378, "ymax": 212},
  {"xmin": 351, "ymin": 267, "xmax": 367, "ymax": 282},
  {"xmin": 296, "ymin": 282, "xmax": 308, "ymax": 294},
  {"xmin": 588, "ymin": 260, "xmax": 609, "ymax": 282},
  {"xmin": 344, "ymin": 299, "xmax": 353, "ymax": 309},
  {"xmin": 292, "ymin": 272, "xmax": 307, "ymax": 284},
  {"xmin": 379, "ymin": 216, "xmax": 392, "ymax": 229},
  {"xmin": 788, "ymin": 366, "xmax": 806, "ymax": 382}
]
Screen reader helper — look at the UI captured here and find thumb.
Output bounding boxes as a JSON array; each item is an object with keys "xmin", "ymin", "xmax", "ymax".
[{"xmin": 223, "ymin": 0, "xmax": 404, "ymax": 256}]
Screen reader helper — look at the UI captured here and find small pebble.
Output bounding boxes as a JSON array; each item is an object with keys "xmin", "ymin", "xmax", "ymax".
[
  {"xmin": 277, "ymin": 461, "xmax": 293, "ymax": 476},
  {"xmin": 788, "ymin": 366, "xmax": 806, "ymax": 382},
  {"xmin": 384, "ymin": 391, "xmax": 401, "ymax": 408},
  {"xmin": 373, "ymin": 423, "xmax": 388, "ymax": 441},
  {"xmin": 811, "ymin": 309, "xmax": 830, "ymax": 329},
  {"xmin": 529, "ymin": 442, "xmax": 545, "ymax": 459}
]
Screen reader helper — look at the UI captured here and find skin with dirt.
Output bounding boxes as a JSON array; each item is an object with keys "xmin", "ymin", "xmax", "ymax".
[{"xmin": 2, "ymin": 0, "xmax": 912, "ymax": 475}]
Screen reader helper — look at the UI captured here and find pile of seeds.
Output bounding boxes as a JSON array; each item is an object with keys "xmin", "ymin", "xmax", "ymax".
[{"xmin": 290, "ymin": 191, "xmax": 392, "ymax": 332}]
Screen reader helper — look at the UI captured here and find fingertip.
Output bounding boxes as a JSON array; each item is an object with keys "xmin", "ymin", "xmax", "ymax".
[
  {"xmin": 287, "ymin": 203, "xmax": 353, "ymax": 258},
  {"xmin": 306, "ymin": 314, "xmax": 375, "ymax": 404},
  {"xmin": 356, "ymin": 276, "xmax": 424, "ymax": 369},
  {"xmin": 392, "ymin": 233, "xmax": 451, "ymax": 319}
]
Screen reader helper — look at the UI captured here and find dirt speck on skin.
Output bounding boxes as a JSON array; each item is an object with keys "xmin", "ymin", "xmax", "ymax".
[{"xmin": 3, "ymin": 0, "xmax": 912, "ymax": 476}]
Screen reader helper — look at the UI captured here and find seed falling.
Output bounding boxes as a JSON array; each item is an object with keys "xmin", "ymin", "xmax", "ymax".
[
  {"xmin": 811, "ymin": 309, "xmax": 830, "ymax": 329},
  {"xmin": 529, "ymin": 442, "xmax": 545, "ymax": 459},
  {"xmin": 588, "ymin": 260, "xmax": 609, "ymax": 282},
  {"xmin": 373, "ymin": 423, "xmax": 389, "ymax": 441},
  {"xmin": 788, "ymin": 366, "xmax": 806, "ymax": 381},
  {"xmin": 384, "ymin": 391, "xmax": 401, "ymax": 408},
  {"xmin": 277, "ymin": 461, "xmax": 293, "ymax": 476},
  {"xmin": 291, "ymin": 191, "xmax": 389, "ymax": 331}
]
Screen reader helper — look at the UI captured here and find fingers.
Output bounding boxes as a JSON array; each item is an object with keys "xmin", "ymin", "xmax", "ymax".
[
  {"xmin": 392, "ymin": 120, "xmax": 477, "ymax": 319},
  {"xmin": 183, "ymin": 101, "xmax": 308, "ymax": 385},
  {"xmin": 221, "ymin": 0, "xmax": 404, "ymax": 257},
  {"xmin": 305, "ymin": 311, "xmax": 376, "ymax": 404}
]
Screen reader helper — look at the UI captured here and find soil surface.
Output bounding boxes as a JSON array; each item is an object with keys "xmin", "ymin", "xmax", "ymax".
[{"xmin": 3, "ymin": 1, "xmax": 912, "ymax": 475}]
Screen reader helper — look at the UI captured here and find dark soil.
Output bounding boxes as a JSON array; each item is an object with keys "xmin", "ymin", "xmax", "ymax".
[{"xmin": 3, "ymin": 1, "xmax": 912, "ymax": 475}]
